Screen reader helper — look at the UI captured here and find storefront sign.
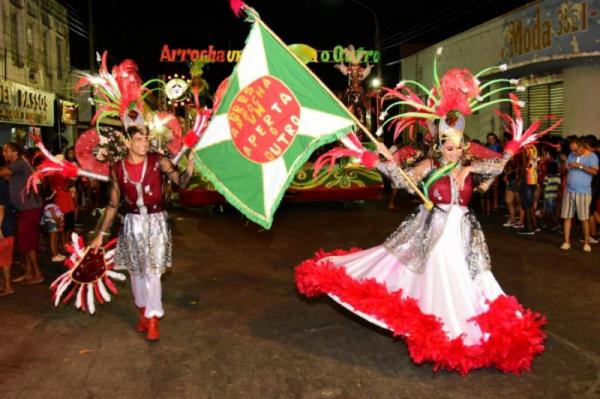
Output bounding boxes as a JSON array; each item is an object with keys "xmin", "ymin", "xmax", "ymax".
[
  {"xmin": 0, "ymin": 79, "xmax": 55, "ymax": 126},
  {"xmin": 159, "ymin": 44, "xmax": 380, "ymax": 64},
  {"xmin": 501, "ymin": 0, "xmax": 599, "ymax": 64}
]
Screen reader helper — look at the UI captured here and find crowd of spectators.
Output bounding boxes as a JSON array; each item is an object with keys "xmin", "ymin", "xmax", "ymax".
[
  {"xmin": 0, "ymin": 143, "xmax": 104, "ymax": 296},
  {"xmin": 475, "ymin": 133, "xmax": 598, "ymax": 252},
  {"xmin": 0, "ymin": 131, "xmax": 598, "ymax": 296}
]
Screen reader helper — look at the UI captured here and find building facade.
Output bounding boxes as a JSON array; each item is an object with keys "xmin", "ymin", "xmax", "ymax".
[
  {"xmin": 400, "ymin": 0, "xmax": 600, "ymax": 140},
  {"xmin": 0, "ymin": 0, "xmax": 75, "ymax": 149}
]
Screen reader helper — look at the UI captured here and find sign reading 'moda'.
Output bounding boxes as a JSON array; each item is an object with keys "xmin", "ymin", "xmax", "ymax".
[
  {"xmin": 159, "ymin": 44, "xmax": 380, "ymax": 63},
  {"xmin": 500, "ymin": 0, "xmax": 597, "ymax": 63}
]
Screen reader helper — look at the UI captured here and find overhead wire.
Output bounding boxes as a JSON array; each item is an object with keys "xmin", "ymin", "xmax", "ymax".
[
  {"xmin": 57, "ymin": 0, "xmax": 86, "ymax": 21},
  {"xmin": 377, "ymin": 0, "xmax": 482, "ymax": 48},
  {"xmin": 379, "ymin": 0, "xmax": 494, "ymax": 50},
  {"xmin": 105, "ymin": 0, "xmax": 159, "ymax": 77},
  {"xmin": 1, "ymin": 0, "xmax": 88, "ymax": 93},
  {"xmin": 39, "ymin": 0, "xmax": 89, "ymax": 38},
  {"xmin": 381, "ymin": 1, "xmax": 545, "ymax": 68}
]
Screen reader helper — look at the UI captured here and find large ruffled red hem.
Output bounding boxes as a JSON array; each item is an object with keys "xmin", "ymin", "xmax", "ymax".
[{"xmin": 295, "ymin": 248, "xmax": 546, "ymax": 375}]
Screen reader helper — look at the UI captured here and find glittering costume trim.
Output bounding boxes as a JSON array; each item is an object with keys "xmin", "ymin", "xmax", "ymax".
[
  {"xmin": 382, "ymin": 205, "xmax": 491, "ymax": 278},
  {"xmin": 114, "ymin": 211, "xmax": 172, "ymax": 275}
]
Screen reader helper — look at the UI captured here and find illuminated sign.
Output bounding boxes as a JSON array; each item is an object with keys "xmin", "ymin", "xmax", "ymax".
[
  {"xmin": 61, "ymin": 100, "xmax": 78, "ymax": 125},
  {"xmin": 0, "ymin": 78, "xmax": 55, "ymax": 126},
  {"xmin": 165, "ymin": 78, "xmax": 189, "ymax": 100},
  {"xmin": 159, "ymin": 44, "xmax": 380, "ymax": 63}
]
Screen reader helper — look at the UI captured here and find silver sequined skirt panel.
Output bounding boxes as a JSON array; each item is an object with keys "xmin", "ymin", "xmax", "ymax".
[
  {"xmin": 115, "ymin": 211, "xmax": 172, "ymax": 275},
  {"xmin": 383, "ymin": 205, "xmax": 491, "ymax": 279}
]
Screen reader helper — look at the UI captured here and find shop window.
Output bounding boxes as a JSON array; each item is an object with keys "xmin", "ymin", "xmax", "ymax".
[
  {"xmin": 549, "ymin": 83, "xmax": 564, "ymax": 135},
  {"xmin": 43, "ymin": 32, "xmax": 51, "ymax": 76},
  {"xmin": 41, "ymin": 0, "xmax": 50, "ymax": 27},
  {"xmin": 511, "ymin": 81, "xmax": 564, "ymax": 136},
  {"xmin": 27, "ymin": 0, "xmax": 37, "ymax": 17},
  {"xmin": 26, "ymin": 23, "xmax": 34, "ymax": 63},
  {"xmin": 10, "ymin": 12, "xmax": 23, "ymax": 67},
  {"xmin": 29, "ymin": 68, "xmax": 37, "ymax": 82},
  {"xmin": 2, "ymin": 6, "xmax": 7, "ymax": 35},
  {"xmin": 56, "ymin": 36, "xmax": 63, "ymax": 80}
]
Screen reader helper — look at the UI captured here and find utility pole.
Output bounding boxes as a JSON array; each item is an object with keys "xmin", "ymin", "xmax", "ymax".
[
  {"xmin": 88, "ymin": 0, "xmax": 95, "ymax": 125},
  {"xmin": 88, "ymin": 0, "xmax": 95, "ymax": 73}
]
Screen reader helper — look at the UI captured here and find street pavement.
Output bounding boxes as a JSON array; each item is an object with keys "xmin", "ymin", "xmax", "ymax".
[{"xmin": 0, "ymin": 195, "xmax": 598, "ymax": 398}]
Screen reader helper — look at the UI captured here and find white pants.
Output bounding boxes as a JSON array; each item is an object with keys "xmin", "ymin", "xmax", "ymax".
[{"xmin": 130, "ymin": 273, "xmax": 164, "ymax": 318}]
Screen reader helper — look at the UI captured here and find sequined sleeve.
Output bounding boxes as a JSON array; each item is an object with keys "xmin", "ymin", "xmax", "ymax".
[
  {"xmin": 106, "ymin": 166, "xmax": 121, "ymax": 209},
  {"xmin": 159, "ymin": 155, "xmax": 192, "ymax": 189},
  {"xmin": 376, "ymin": 160, "xmax": 432, "ymax": 194},
  {"xmin": 97, "ymin": 166, "xmax": 121, "ymax": 235},
  {"xmin": 469, "ymin": 157, "xmax": 509, "ymax": 193},
  {"xmin": 469, "ymin": 158, "xmax": 508, "ymax": 179}
]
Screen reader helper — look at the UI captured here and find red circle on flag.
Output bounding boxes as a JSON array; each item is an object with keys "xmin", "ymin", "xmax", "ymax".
[{"xmin": 228, "ymin": 76, "xmax": 301, "ymax": 164}]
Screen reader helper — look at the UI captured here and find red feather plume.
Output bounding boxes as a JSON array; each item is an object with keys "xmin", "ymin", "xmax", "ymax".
[
  {"xmin": 437, "ymin": 68, "xmax": 480, "ymax": 117},
  {"xmin": 112, "ymin": 59, "xmax": 144, "ymax": 117},
  {"xmin": 229, "ymin": 0, "xmax": 246, "ymax": 17}
]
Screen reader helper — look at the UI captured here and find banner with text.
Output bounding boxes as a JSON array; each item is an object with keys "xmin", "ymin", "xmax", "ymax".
[{"xmin": 160, "ymin": 44, "xmax": 380, "ymax": 64}]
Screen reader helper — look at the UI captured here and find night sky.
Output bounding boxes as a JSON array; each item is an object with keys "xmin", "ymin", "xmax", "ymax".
[{"xmin": 64, "ymin": 0, "xmax": 531, "ymax": 93}]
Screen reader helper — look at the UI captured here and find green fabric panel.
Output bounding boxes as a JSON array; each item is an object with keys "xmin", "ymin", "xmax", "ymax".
[
  {"xmin": 214, "ymin": 70, "xmax": 240, "ymax": 116},
  {"xmin": 282, "ymin": 134, "xmax": 312, "ymax": 171},
  {"xmin": 259, "ymin": 24, "xmax": 353, "ymax": 121},
  {"xmin": 196, "ymin": 140, "xmax": 265, "ymax": 216}
]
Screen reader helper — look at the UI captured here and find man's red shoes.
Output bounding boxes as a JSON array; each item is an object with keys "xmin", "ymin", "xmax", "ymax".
[
  {"xmin": 146, "ymin": 317, "xmax": 160, "ymax": 341},
  {"xmin": 136, "ymin": 307, "xmax": 149, "ymax": 332}
]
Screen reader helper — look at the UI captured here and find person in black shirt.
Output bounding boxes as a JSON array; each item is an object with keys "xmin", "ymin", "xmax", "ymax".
[{"xmin": 0, "ymin": 156, "xmax": 17, "ymax": 296}]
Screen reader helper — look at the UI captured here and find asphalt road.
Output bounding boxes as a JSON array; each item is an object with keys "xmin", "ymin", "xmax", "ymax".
[{"xmin": 0, "ymin": 196, "xmax": 598, "ymax": 398}]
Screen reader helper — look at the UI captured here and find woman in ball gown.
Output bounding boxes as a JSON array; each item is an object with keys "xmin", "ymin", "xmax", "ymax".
[{"xmin": 295, "ymin": 114, "xmax": 546, "ymax": 375}]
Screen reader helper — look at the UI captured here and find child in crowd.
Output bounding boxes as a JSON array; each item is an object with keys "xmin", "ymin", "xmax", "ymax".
[
  {"xmin": 42, "ymin": 193, "xmax": 66, "ymax": 262},
  {"xmin": 542, "ymin": 161, "xmax": 561, "ymax": 231},
  {"xmin": 503, "ymin": 156, "xmax": 524, "ymax": 228}
]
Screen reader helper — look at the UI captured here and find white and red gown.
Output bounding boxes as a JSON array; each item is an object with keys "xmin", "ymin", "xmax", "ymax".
[{"xmin": 295, "ymin": 160, "xmax": 546, "ymax": 375}]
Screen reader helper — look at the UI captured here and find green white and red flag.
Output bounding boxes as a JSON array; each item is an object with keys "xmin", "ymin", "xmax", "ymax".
[{"xmin": 192, "ymin": 20, "xmax": 356, "ymax": 228}]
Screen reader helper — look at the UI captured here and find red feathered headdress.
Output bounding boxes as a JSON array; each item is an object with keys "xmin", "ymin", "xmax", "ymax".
[
  {"xmin": 75, "ymin": 51, "xmax": 145, "ymax": 132},
  {"xmin": 378, "ymin": 47, "xmax": 518, "ymax": 144}
]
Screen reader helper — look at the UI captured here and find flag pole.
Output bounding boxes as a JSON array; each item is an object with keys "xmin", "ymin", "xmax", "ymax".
[{"xmin": 254, "ymin": 17, "xmax": 433, "ymax": 210}]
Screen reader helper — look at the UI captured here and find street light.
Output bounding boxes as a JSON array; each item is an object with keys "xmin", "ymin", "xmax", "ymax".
[
  {"xmin": 370, "ymin": 77, "xmax": 382, "ymax": 133},
  {"xmin": 350, "ymin": 0, "xmax": 381, "ymax": 80}
]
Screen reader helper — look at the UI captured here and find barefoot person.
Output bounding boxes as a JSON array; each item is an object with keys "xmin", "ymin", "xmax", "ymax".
[{"xmin": 0, "ymin": 143, "xmax": 44, "ymax": 285}]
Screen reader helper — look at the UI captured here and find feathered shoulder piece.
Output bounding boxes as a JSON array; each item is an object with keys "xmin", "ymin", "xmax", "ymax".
[{"xmin": 497, "ymin": 94, "xmax": 563, "ymax": 156}]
